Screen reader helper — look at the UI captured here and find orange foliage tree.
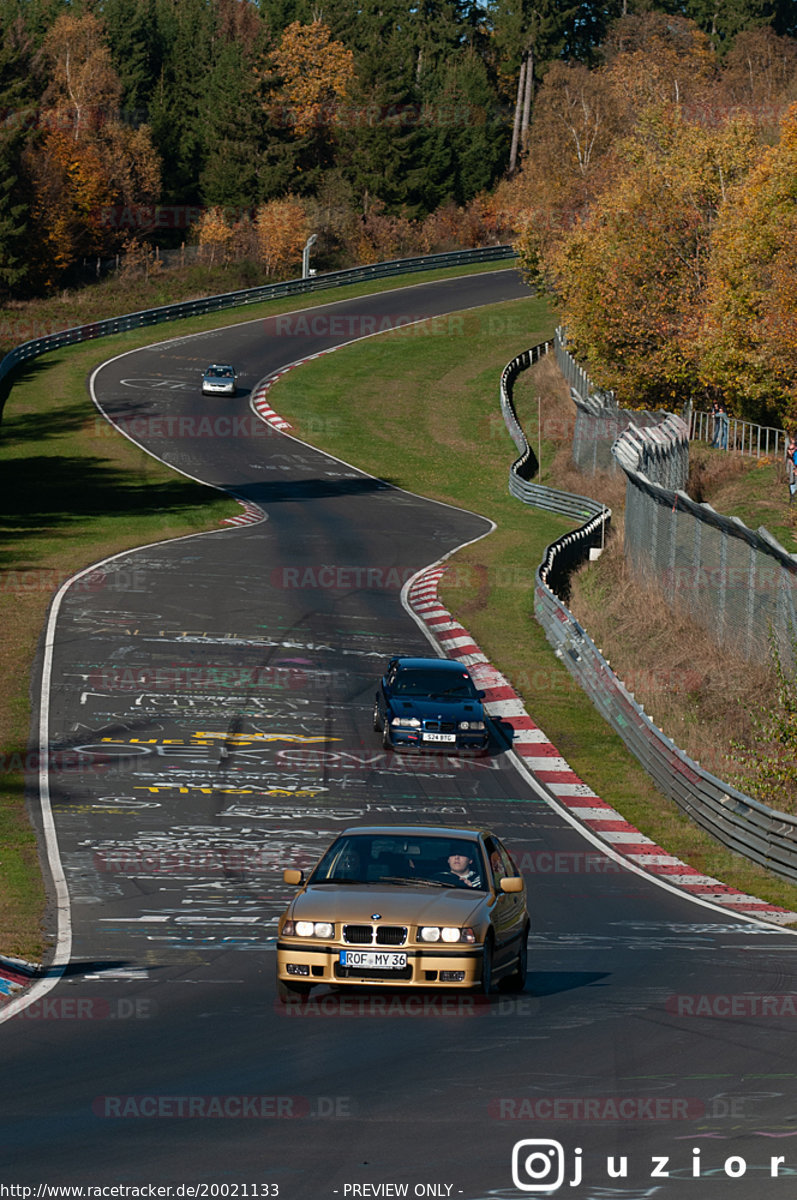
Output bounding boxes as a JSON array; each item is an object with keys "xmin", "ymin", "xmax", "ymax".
[
  {"xmin": 255, "ymin": 197, "xmax": 309, "ymax": 277},
  {"xmin": 196, "ymin": 207, "xmax": 236, "ymax": 265},
  {"xmin": 268, "ymin": 20, "xmax": 355, "ymax": 136},
  {"xmin": 26, "ymin": 11, "xmax": 161, "ymax": 286},
  {"xmin": 26, "ymin": 129, "xmax": 113, "ymax": 284},
  {"xmin": 39, "ymin": 11, "xmax": 121, "ymax": 138},
  {"xmin": 699, "ymin": 104, "xmax": 797, "ymax": 426},
  {"xmin": 548, "ymin": 105, "xmax": 759, "ymax": 407},
  {"xmin": 603, "ymin": 14, "xmax": 717, "ymax": 118}
]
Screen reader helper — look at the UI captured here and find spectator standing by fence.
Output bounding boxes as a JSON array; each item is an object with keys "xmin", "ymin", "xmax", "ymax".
[
  {"xmin": 711, "ymin": 399, "xmax": 722, "ymax": 447},
  {"xmin": 788, "ymin": 436, "xmax": 797, "ymax": 503},
  {"xmin": 717, "ymin": 400, "xmax": 729, "ymax": 450}
]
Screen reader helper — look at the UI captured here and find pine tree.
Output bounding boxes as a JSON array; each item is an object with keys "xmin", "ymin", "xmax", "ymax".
[
  {"xmin": 147, "ymin": 0, "xmax": 215, "ymax": 205},
  {"xmin": 0, "ymin": 126, "xmax": 30, "ymax": 296}
]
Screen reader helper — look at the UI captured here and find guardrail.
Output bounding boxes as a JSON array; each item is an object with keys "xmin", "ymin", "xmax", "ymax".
[
  {"xmin": 500, "ymin": 342, "xmax": 611, "ymax": 528},
  {"xmin": 0, "ymin": 244, "xmax": 517, "ymax": 391},
  {"xmin": 613, "ymin": 413, "xmax": 690, "ymax": 491},
  {"xmin": 502, "ymin": 341, "xmax": 797, "ymax": 885}
]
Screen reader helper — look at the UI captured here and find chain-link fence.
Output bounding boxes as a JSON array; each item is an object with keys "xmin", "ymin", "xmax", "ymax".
[
  {"xmin": 554, "ymin": 330, "xmax": 796, "ymax": 666},
  {"xmin": 622, "ymin": 468, "xmax": 797, "ymax": 665}
]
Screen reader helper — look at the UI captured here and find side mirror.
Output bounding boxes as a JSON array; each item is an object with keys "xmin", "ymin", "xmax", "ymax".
[
  {"xmin": 283, "ymin": 868, "xmax": 304, "ymax": 886},
  {"xmin": 477, "ymin": 690, "xmax": 486, "ymax": 699},
  {"xmin": 499, "ymin": 876, "xmax": 523, "ymax": 893}
]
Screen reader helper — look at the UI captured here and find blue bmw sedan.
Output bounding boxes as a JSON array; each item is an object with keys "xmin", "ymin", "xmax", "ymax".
[{"xmin": 373, "ymin": 656, "xmax": 489, "ymax": 755}]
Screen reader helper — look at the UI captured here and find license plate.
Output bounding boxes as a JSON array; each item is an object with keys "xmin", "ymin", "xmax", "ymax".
[
  {"xmin": 339, "ymin": 950, "xmax": 407, "ymax": 970},
  {"xmin": 423, "ymin": 732, "xmax": 456, "ymax": 743}
]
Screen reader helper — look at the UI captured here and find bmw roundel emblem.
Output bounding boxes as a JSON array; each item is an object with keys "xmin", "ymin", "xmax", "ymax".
[{"xmin": 371, "ymin": 913, "xmax": 382, "ymax": 920}]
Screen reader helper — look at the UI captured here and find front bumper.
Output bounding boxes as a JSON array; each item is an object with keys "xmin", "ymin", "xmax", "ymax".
[
  {"xmin": 387, "ymin": 728, "xmax": 489, "ymax": 754},
  {"xmin": 276, "ymin": 941, "xmax": 484, "ymax": 988},
  {"xmin": 202, "ymin": 384, "xmax": 235, "ymax": 395}
]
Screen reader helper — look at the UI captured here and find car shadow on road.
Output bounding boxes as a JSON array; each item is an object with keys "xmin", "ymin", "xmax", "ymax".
[{"xmin": 528, "ymin": 971, "xmax": 610, "ymax": 996}]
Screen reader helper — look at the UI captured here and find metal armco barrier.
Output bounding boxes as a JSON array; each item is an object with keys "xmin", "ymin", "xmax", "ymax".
[
  {"xmin": 0, "ymin": 244, "xmax": 517, "ymax": 389},
  {"xmin": 613, "ymin": 413, "xmax": 690, "ymax": 492},
  {"xmin": 503, "ymin": 341, "xmax": 797, "ymax": 886},
  {"xmin": 500, "ymin": 342, "xmax": 610, "ymax": 527}
]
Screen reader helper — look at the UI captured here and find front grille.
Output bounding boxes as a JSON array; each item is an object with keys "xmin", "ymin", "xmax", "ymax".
[
  {"xmin": 376, "ymin": 926, "xmax": 407, "ymax": 946},
  {"xmin": 342, "ymin": 925, "xmax": 373, "ymax": 944},
  {"xmin": 423, "ymin": 720, "xmax": 457, "ymax": 733},
  {"xmin": 342, "ymin": 924, "xmax": 408, "ymax": 946}
]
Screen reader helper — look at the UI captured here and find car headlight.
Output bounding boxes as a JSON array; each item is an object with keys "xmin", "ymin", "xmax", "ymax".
[
  {"xmin": 391, "ymin": 716, "xmax": 421, "ymax": 728},
  {"xmin": 284, "ymin": 920, "xmax": 333, "ymax": 938},
  {"xmin": 458, "ymin": 720, "xmax": 485, "ymax": 730},
  {"xmin": 419, "ymin": 926, "xmax": 476, "ymax": 943}
]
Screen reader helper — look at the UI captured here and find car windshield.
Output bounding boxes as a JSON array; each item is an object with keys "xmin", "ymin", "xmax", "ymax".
[
  {"xmin": 307, "ymin": 835, "xmax": 487, "ymax": 891},
  {"xmin": 207, "ymin": 367, "xmax": 232, "ymax": 377},
  {"xmin": 391, "ymin": 669, "xmax": 476, "ymax": 698}
]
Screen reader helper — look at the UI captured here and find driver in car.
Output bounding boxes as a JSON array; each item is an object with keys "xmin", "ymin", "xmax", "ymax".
[{"xmin": 436, "ymin": 848, "xmax": 482, "ymax": 888}]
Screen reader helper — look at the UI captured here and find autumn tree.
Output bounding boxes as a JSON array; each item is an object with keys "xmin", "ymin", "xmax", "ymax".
[
  {"xmin": 268, "ymin": 20, "xmax": 355, "ymax": 137},
  {"xmin": 255, "ymin": 196, "xmax": 309, "ymax": 277},
  {"xmin": 24, "ymin": 9, "xmax": 161, "ymax": 287},
  {"xmin": 698, "ymin": 104, "xmax": 797, "ymax": 425},
  {"xmin": 719, "ymin": 26, "xmax": 797, "ymax": 121},
  {"xmin": 39, "ymin": 10, "xmax": 122, "ymax": 138},
  {"xmin": 512, "ymin": 61, "xmax": 621, "ymax": 234},
  {"xmin": 196, "ymin": 206, "xmax": 236, "ymax": 265},
  {"xmin": 25, "ymin": 128, "xmax": 114, "ymax": 285},
  {"xmin": 549, "ymin": 106, "xmax": 759, "ymax": 407},
  {"xmin": 603, "ymin": 13, "xmax": 718, "ymax": 118}
]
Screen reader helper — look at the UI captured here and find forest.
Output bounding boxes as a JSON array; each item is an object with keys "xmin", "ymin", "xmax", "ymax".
[{"xmin": 0, "ymin": 0, "xmax": 795, "ymax": 422}]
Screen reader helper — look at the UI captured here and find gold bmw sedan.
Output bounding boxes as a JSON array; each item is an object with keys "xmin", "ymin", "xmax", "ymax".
[{"xmin": 276, "ymin": 825, "xmax": 528, "ymax": 1000}]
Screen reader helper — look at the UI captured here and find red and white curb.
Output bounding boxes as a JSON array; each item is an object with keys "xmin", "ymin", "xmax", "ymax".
[
  {"xmin": 409, "ymin": 564, "xmax": 797, "ymax": 926},
  {"xmin": 0, "ymin": 957, "xmax": 38, "ymax": 998},
  {"xmin": 222, "ymin": 500, "xmax": 264, "ymax": 527},
  {"xmin": 251, "ymin": 350, "xmax": 334, "ymax": 432},
  {"xmin": 251, "ymin": 377, "xmax": 293, "ymax": 431}
]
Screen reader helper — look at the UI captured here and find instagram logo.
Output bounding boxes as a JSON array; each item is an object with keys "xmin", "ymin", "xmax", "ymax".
[{"xmin": 512, "ymin": 1140, "xmax": 576, "ymax": 1192}]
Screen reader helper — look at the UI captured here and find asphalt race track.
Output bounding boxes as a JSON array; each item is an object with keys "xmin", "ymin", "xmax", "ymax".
[{"xmin": 3, "ymin": 269, "xmax": 797, "ymax": 1199}]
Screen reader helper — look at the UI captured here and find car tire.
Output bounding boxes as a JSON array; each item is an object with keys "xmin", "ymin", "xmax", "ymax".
[
  {"xmin": 276, "ymin": 978, "xmax": 312, "ymax": 1001},
  {"xmin": 504, "ymin": 926, "xmax": 529, "ymax": 992},
  {"xmin": 372, "ymin": 702, "xmax": 382, "ymax": 732},
  {"xmin": 478, "ymin": 935, "xmax": 494, "ymax": 995},
  {"xmin": 382, "ymin": 721, "xmax": 392, "ymax": 750}
]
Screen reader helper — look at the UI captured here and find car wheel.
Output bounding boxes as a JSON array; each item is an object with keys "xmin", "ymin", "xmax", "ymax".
[
  {"xmin": 504, "ymin": 926, "xmax": 529, "ymax": 992},
  {"xmin": 478, "ymin": 935, "xmax": 494, "ymax": 995},
  {"xmin": 276, "ymin": 978, "xmax": 312, "ymax": 1001},
  {"xmin": 372, "ymin": 702, "xmax": 382, "ymax": 732},
  {"xmin": 382, "ymin": 720, "xmax": 392, "ymax": 750}
]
